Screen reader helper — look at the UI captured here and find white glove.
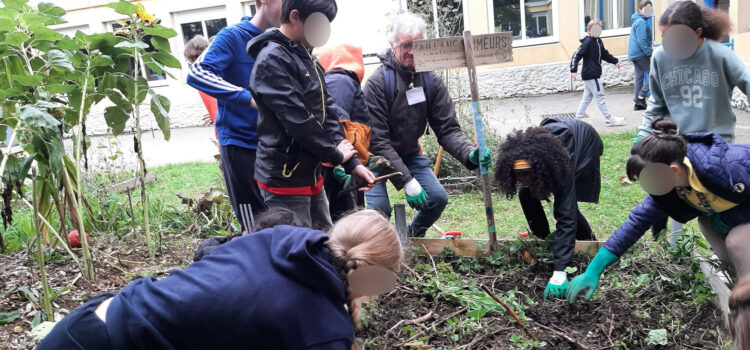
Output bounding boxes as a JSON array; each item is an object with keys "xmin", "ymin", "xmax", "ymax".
[
  {"xmin": 549, "ymin": 270, "xmax": 568, "ymax": 285},
  {"xmin": 404, "ymin": 178, "xmax": 423, "ymax": 197}
]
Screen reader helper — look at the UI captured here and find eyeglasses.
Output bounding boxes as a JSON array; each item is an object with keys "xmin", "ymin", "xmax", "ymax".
[{"xmin": 396, "ymin": 42, "xmax": 413, "ymax": 51}]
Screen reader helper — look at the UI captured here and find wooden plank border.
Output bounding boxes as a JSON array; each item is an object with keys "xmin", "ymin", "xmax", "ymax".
[{"xmin": 410, "ymin": 238, "xmax": 604, "ymax": 257}]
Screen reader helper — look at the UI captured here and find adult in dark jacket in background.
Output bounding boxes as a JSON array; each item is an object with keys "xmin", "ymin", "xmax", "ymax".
[
  {"xmin": 37, "ymin": 210, "xmax": 403, "ymax": 350},
  {"xmin": 364, "ymin": 13, "xmax": 491, "ymax": 237},
  {"xmin": 315, "ymin": 43, "xmax": 381, "ymax": 220},
  {"xmin": 628, "ymin": 0, "xmax": 653, "ymax": 110},
  {"xmin": 495, "ymin": 115, "xmax": 602, "ymax": 300},
  {"xmin": 570, "ymin": 19, "xmax": 624, "ymax": 126},
  {"xmin": 566, "ymin": 119, "xmax": 750, "ymax": 349},
  {"xmin": 247, "ymin": 0, "xmax": 375, "ymax": 229}
]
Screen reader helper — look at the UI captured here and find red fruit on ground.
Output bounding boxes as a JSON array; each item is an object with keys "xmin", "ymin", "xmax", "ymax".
[{"xmin": 67, "ymin": 230, "xmax": 89, "ymax": 248}]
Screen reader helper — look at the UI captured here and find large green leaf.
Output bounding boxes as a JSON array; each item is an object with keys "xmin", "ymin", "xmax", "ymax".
[
  {"xmin": 106, "ymin": 1, "xmax": 137, "ymax": 16},
  {"xmin": 18, "ymin": 104, "xmax": 59, "ymax": 129},
  {"xmin": 90, "ymin": 54, "xmax": 114, "ymax": 67},
  {"xmin": 4, "ymin": 32, "xmax": 28, "ymax": 46},
  {"xmin": 11, "ymin": 74, "xmax": 42, "ymax": 86},
  {"xmin": 0, "ymin": 18, "xmax": 18, "ymax": 32},
  {"xmin": 104, "ymin": 106, "xmax": 129, "ymax": 135},
  {"xmin": 2, "ymin": 0, "xmax": 26, "ymax": 10},
  {"xmin": 48, "ymin": 83, "xmax": 75, "ymax": 94},
  {"xmin": 104, "ymin": 88, "xmax": 132, "ymax": 113},
  {"xmin": 47, "ymin": 49, "xmax": 74, "ymax": 72},
  {"xmin": 150, "ymin": 35, "xmax": 170, "ymax": 53},
  {"xmin": 135, "ymin": 76, "xmax": 148, "ymax": 104},
  {"xmin": 144, "ymin": 52, "xmax": 180, "ymax": 69},
  {"xmin": 114, "ymin": 41, "xmax": 149, "ymax": 50},
  {"xmin": 37, "ymin": 2, "xmax": 66, "ymax": 17},
  {"xmin": 0, "ymin": 8, "xmax": 18, "ymax": 20},
  {"xmin": 28, "ymin": 23, "xmax": 61, "ymax": 41},
  {"xmin": 144, "ymin": 60, "xmax": 163, "ymax": 75},
  {"xmin": 55, "ymin": 37, "xmax": 80, "ymax": 50},
  {"xmin": 19, "ymin": 12, "xmax": 62, "ymax": 26},
  {"xmin": 142, "ymin": 25, "xmax": 177, "ymax": 39},
  {"xmin": 0, "ymin": 311, "xmax": 22, "ymax": 325},
  {"xmin": 148, "ymin": 89, "xmax": 170, "ymax": 140}
]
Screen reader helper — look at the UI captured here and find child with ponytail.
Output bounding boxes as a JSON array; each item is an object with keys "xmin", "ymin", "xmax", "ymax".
[
  {"xmin": 568, "ymin": 118, "xmax": 750, "ymax": 350},
  {"xmin": 638, "ymin": 1, "xmax": 750, "ymax": 144},
  {"xmin": 38, "ymin": 210, "xmax": 402, "ymax": 350}
]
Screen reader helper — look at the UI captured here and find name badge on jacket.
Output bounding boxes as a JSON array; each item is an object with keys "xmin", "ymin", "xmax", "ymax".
[{"xmin": 406, "ymin": 86, "xmax": 426, "ymax": 106}]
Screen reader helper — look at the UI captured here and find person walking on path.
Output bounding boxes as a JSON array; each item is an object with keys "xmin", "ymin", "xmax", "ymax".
[
  {"xmin": 571, "ymin": 19, "xmax": 625, "ymax": 127},
  {"xmin": 628, "ymin": 0, "xmax": 654, "ymax": 111}
]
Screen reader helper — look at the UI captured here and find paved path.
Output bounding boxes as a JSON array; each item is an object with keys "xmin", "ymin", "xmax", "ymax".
[{"xmin": 85, "ymin": 86, "xmax": 750, "ymax": 170}]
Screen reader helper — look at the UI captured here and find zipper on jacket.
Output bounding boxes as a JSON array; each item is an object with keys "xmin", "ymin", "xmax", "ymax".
[
  {"xmin": 282, "ymin": 139, "xmax": 301, "ymax": 178},
  {"xmin": 304, "ymin": 47, "xmax": 327, "ymax": 184}
]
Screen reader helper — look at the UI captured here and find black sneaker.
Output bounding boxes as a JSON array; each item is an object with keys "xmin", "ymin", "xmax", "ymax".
[{"xmin": 634, "ymin": 104, "xmax": 646, "ymax": 111}]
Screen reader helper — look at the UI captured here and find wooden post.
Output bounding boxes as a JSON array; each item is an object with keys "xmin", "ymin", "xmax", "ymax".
[
  {"xmin": 394, "ymin": 204, "xmax": 408, "ymax": 242},
  {"xmin": 433, "ymin": 146, "xmax": 444, "ymax": 176},
  {"xmin": 462, "ymin": 30, "xmax": 497, "ymax": 251}
]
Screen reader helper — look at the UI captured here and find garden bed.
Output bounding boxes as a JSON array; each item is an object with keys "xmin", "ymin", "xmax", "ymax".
[{"xmin": 358, "ymin": 237, "xmax": 730, "ymax": 349}]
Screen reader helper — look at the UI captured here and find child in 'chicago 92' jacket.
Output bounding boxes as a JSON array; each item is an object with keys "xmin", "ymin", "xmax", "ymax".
[{"xmin": 567, "ymin": 118, "xmax": 750, "ymax": 349}]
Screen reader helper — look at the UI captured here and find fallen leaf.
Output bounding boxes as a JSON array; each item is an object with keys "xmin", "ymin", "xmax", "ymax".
[{"xmin": 618, "ymin": 176, "xmax": 633, "ymax": 185}]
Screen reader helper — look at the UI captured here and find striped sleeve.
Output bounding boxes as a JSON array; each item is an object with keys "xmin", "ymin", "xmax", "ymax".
[{"xmin": 186, "ymin": 31, "xmax": 252, "ymax": 108}]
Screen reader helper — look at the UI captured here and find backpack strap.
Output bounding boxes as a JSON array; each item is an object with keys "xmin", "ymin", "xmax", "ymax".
[{"xmin": 383, "ymin": 65, "xmax": 397, "ymax": 109}]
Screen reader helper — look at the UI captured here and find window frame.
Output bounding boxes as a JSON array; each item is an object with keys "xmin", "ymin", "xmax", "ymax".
[
  {"xmin": 578, "ymin": 0, "xmax": 636, "ymax": 38},
  {"xmin": 243, "ymin": 2, "xmax": 257, "ymax": 17},
  {"xmin": 486, "ymin": 0, "xmax": 560, "ymax": 48}
]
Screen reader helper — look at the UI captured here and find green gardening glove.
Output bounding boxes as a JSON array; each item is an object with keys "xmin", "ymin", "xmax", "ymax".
[
  {"xmin": 332, "ymin": 167, "xmax": 352, "ymax": 189},
  {"xmin": 469, "ymin": 146, "xmax": 492, "ymax": 168},
  {"xmin": 566, "ymin": 247, "xmax": 619, "ymax": 304},
  {"xmin": 544, "ymin": 271, "xmax": 568, "ymax": 300},
  {"xmin": 404, "ymin": 178, "xmax": 428, "ymax": 211}
]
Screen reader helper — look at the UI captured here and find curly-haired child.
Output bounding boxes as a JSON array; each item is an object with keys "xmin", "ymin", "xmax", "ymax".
[{"xmin": 495, "ymin": 115, "xmax": 603, "ymax": 300}]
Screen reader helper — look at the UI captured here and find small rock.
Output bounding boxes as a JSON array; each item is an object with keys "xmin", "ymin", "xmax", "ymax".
[{"xmin": 13, "ymin": 326, "xmax": 23, "ymax": 333}]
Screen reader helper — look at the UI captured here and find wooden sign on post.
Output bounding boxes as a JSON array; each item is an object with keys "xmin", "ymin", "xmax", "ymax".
[
  {"xmin": 413, "ymin": 31, "xmax": 513, "ymax": 251},
  {"xmin": 413, "ymin": 32, "xmax": 513, "ymax": 72}
]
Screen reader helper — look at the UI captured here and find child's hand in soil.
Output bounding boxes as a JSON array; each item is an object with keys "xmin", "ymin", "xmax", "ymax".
[
  {"xmin": 544, "ymin": 270, "xmax": 568, "ymax": 300},
  {"xmin": 566, "ymin": 247, "xmax": 619, "ymax": 304}
]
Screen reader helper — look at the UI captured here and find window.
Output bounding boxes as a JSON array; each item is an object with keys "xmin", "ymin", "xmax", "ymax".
[
  {"xmin": 243, "ymin": 2, "xmax": 257, "ymax": 16},
  {"xmin": 490, "ymin": 0, "xmax": 558, "ymax": 45},
  {"xmin": 180, "ymin": 18, "xmax": 227, "ymax": 44},
  {"xmin": 407, "ymin": 0, "xmax": 464, "ymax": 38},
  {"xmin": 580, "ymin": 0, "xmax": 635, "ymax": 34},
  {"xmin": 54, "ymin": 24, "xmax": 90, "ymax": 37},
  {"xmin": 111, "ymin": 22, "xmax": 166, "ymax": 82}
]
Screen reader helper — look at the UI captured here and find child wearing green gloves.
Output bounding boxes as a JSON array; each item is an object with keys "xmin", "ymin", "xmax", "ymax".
[{"xmin": 567, "ymin": 118, "xmax": 750, "ymax": 350}]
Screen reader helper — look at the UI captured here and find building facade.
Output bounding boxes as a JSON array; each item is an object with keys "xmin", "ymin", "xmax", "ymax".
[{"xmin": 39, "ymin": 0, "xmax": 749, "ymax": 134}]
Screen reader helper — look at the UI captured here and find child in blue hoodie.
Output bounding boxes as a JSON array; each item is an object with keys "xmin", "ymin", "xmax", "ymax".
[
  {"xmin": 186, "ymin": 0, "xmax": 281, "ymax": 233},
  {"xmin": 37, "ymin": 210, "xmax": 403, "ymax": 350},
  {"xmin": 570, "ymin": 19, "xmax": 624, "ymax": 126}
]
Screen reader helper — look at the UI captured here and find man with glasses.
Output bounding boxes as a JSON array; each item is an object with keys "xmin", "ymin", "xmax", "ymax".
[{"xmin": 364, "ymin": 13, "xmax": 492, "ymax": 237}]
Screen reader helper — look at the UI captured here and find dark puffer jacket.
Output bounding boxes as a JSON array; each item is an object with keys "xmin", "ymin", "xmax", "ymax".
[
  {"xmin": 570, "ymin": 36, "xmax": 619, "ymax": 80},
  {"xmin": 247, "ymin": 29, "xmax": 359, "ymax": 190},
  {"xmin": 541, "ymin": 116, "xmax": 603, "ymax": 271},
  {"xmin": 364, "ymin": 49, "xmax": 476, "ymax": 189},
  {"xmin": 604, "ymin": 133, "xmax": 750, "ymax": 256}
]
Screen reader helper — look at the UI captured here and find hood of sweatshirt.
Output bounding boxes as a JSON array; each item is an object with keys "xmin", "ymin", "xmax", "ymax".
[
  {"xmin": 314, "ymin": 43, "xmax": 365, "ymax": 82},
  {"xmin": 268, "ymin": 226, "xmax": 347, "ymax": 303}
]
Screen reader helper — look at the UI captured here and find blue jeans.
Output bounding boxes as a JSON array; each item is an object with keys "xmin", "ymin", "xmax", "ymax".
[{"xmin": 366, "ymin": 154, "xmax": 448, "ymax": 237}]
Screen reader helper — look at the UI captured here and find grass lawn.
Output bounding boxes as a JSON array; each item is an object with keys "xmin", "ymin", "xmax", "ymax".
[{"xmin": 3, "ymin": 131, "xmax": 701, "ymax": 252}]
